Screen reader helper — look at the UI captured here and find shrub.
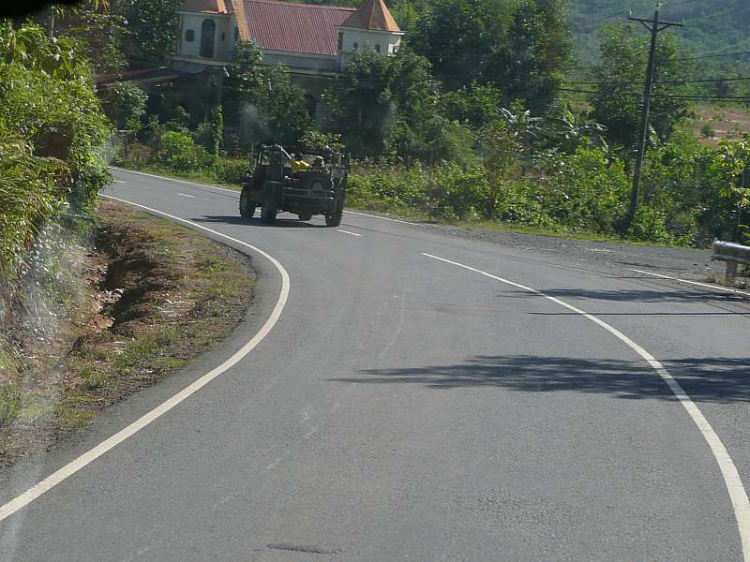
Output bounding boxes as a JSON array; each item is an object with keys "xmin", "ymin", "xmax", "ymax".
[
  {"xmin": 628, "ymin": 206, "xmax": 673, "ymax": 243},
  {"xmin": 159, "ymin": 131, "xmax": 197, "ymax": 171},
  {"xmin": 213, "ymin": 158, "xmax": 251, "ymax": 184}
]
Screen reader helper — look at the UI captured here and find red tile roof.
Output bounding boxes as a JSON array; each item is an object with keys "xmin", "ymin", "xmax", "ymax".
[
  {"xmin": 243, "ymin": 0, "xmax": 355, "ymax": 56},
  {"xmin": 341, "ymin": 0, "xmax": 400, "ymax": 32}
]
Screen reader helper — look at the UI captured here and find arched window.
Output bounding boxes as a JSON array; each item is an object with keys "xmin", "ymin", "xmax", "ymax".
[
  {"xmin": 200, "ymin": 19, "xmax": 216, "ymax": 58},
  {"xmin": 353, "ymin": 42, "xmax": 359, "ymax": 50},
  {"xmin": 375, "ymin": 44, "xmax": 381, "ymax": 52}
]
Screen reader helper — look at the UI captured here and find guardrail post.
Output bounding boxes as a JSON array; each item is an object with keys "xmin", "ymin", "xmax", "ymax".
[{"xmin": 726, "ymin": 261, "xmax": 738, "ymax": 284}]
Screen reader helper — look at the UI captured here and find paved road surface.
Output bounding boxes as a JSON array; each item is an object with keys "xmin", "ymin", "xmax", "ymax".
[{"xmin": 2, "ymin": 168, "xmax": 750, "ymax": 561}]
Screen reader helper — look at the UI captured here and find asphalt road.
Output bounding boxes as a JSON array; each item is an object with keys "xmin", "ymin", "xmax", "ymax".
[{"xmin": 2, "ymin": 167, "xmax": 750, "ymax": 561}]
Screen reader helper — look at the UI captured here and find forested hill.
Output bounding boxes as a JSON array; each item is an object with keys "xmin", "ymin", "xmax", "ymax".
[{"xmin": 572, "ymin": 0, "xmax": 750, "ymax": 63}]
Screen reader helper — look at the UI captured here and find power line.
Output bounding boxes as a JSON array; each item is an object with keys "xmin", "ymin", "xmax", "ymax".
[{"xmin": 677, "ymin": 50, "xmax": 750, "ymax": 62}]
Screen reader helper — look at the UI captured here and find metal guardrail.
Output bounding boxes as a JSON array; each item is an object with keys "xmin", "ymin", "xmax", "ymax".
[{"xmin": 712, "ymin": 240, "xmax": 750, "ymax": 283}]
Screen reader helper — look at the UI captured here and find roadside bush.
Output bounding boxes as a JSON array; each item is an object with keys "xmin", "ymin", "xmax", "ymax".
[
  {"xmin": 536, "ymin": 146, "xmax": 630, "ymax": 234},
  {"xmin": 214, "ymin": 158, "xmax": 251, "ymax": 184},
  {"xmin": 159, "ymin": 131, "xmax": 197, "ymax": 171},
  {"xmin": 0, "ymin": 22, "xmax": 111, "ymax": 273},
  {"xmin": 628, "ymin": 206, "xmax": 673, "ymax": 244}
]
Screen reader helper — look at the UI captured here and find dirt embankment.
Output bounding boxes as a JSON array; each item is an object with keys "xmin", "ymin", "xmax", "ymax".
[{"xmin": 0, "ymin": 200, "xmax": 254, "ymax": 467}]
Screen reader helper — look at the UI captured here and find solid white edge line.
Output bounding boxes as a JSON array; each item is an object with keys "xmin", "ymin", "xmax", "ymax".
[
  {"xmin": 337, "ymin": 229, "xmax": 362, "ymax": 237},
  {"xmin": 631, "ymin": 268, "xmax": 750, "ymax": 298},
  {"xmin": 110, "ymin": 167, "xmax": 239, "ymax": 194},
  {"xmin": 0, "ymin": 195, "xmax": 291, "ymax": 524},
  {"xmin": 423, "ymin": 252, "xmax": 750, "ymax": 561},
  {"xmin": 343, "ymin": 210, "xmax": 422, "ymax": 227}
]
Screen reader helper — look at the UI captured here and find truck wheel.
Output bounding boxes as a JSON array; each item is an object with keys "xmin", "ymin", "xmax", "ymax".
[
  {"xmin": 261, "ymin": 192, "xmax": 277, "ymax": 224},
  {"xmin": 239, "ymin": 190, "xmax": 256, "ymax": 218},
  {"xmin": 297, "ymin": 212, "xmax": 313, "ymax": 221},
  {"xmin": 326, "ymin": 193, "xmax": 345, "ymax": 227},
  {"xmin": 325, "ymin": 209, "xmax": 343, "ymax": 227}
]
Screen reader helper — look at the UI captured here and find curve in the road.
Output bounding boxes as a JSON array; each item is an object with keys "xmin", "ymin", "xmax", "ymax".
[
  {"xmin": 0, "ymin": 196, "xmax": 291, "ymax": 524},
  {"xmin": 4, "ymin": 170, "xmax": 748, "ymax": 561},
  {"xmin": 423, "ymin": 251, "xmax": 750, "ymax": 561}
]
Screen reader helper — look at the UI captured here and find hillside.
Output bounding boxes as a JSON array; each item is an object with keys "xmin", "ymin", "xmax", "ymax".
[{"xmin": 573, "ymin": 0, "xmax": 750, "ymax": 64}]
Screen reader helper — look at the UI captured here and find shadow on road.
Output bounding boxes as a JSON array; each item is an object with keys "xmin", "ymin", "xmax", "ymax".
[
  {"xmin": 333, "ymin": 355, "xmax": 750, "ymax": 403},
  {"xmin": 190, "ymin": 215, "xmax": 327, "ymax": 228},
  {"xmin": 501, "ymin": 287, "xmax": 749, "ymax": 305}
]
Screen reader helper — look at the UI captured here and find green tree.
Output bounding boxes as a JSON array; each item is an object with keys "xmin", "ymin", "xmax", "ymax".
[
  {"xmin": 57, "ymin": 8, "xmax": 130, "ymax": 74},
  {"xmin": 440, "ymin": 82, "xmax": 503, "ymax": 129},
  {"xmin": 407, "ymin": 0, "xmax": 571, "ymax": 111},
  {"xmin": 590, "ymin": 25, "xmax": 692, "ymax": 152},
  {"xmin": 492, "ymin": 0, "xmax": 572, "ymax": 113},
  {"xmin": 224, "ymin": 41, "xmax": 312, "ymax": 146},
  {"xmin": 100, "ymin": 82, "xmax": 148, "ymax": 131},
  {"xmin": 326, "ymin": 47, "xmax": 437, "ymax": 159},
  {"xmin": 115, "ymin": 0, "xmax": 184, "ymax": 66},
  {"xmin": 409, "ymin": 0, "xmax": 512, "ymax": 90}
]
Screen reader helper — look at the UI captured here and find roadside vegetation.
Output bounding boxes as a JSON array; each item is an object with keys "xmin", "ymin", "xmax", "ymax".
[
  {"xmin": 100, "ymin": 0, "xmax": 750, "ymax": 249},
  {"xmin": 0, "ymin": 200, "xmax": 254, "ymax": 465},
  {"xmin": 0, "ymin": 14, "xmax": 254, "ymax": 464}
]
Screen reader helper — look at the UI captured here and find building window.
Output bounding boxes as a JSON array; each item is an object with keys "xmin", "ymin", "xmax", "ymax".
[
  {"xmin": 185, "ymin": 29, "xmax": 195, "ymax": 42},
  {"xmin": 200, "ymin": 19, "xmax": 216, "ymax": 58},
  {"xmin": 234, "ymin": 27, "xmax": 239, "ymax": 40},
  {"xmin": 337, "ymin": 32, "xmax": 343, "ymax": 52},
  {"xmin": 375, "ymin": 43, "xmax": 381, "ymax": 52},
  {"xmin": 353, "ymin": 42, "xmax": 358, "ymax": 50},
  {"xmin": 221, "ymin": 32, "xmax": 226, "ymax": 42}
]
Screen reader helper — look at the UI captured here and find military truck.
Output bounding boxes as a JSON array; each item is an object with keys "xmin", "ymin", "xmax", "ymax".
[{"xmin": 239, "ymin": 145, "xmax": 349, "ymax": 226}]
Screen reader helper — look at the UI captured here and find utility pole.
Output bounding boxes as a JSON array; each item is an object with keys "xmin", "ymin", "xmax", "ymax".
[
  {"xmin": 736, "ymin": 165, "xmax": 748, "ymax": 243},
  {"xmin": 626, "ymin": 7, "xmax": 682, "ymax": 228}
]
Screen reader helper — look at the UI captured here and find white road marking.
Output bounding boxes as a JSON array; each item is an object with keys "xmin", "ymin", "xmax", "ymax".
[
  {"xmin": 110, "ymin": 167, "xmax": 239, "ymax": 194},
  {"xmin": 337, "ymin": 229, "xmax": 362, "ymax": 237},
  {"xmin": 0, "ymin": 196, "xmax": 291, "ymax": 524},
  {"xmin": 343, "ymin": 210, "xmax": 422, "ymax": 227},
  {"xmin": 177, "ymin": 193, "xmax": 195, "ymax": 198},
  {"xmin": 631, "ymin": 268, "xmax": 750, "ymax": 298},
  {"xmin": 115, "ymin": 180, "xmax": 126, "ymax": 184},
  {"xmin": 110, "ymin": 169, "xmax": 423, "ymax": 229},
  {"xmin": 423, "ymin": 252, "xmax": 750, "ymax": 561}
]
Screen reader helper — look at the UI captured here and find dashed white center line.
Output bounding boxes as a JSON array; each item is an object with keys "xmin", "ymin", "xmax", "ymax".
[
  {"xmin": 178, "ymin": 193, "xmax": 195, "ymax": 198},
  {"xmin": 337, "ymin": 229, "xmax": 362, "ymax": 237}
]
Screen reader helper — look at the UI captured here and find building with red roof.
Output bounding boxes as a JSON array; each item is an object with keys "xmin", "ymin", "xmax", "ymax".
[{"xmin": 171, "ymin": 0, "xmax": 403, "ymax": 77}]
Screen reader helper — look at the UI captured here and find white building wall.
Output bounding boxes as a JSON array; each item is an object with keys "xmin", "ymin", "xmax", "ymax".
[
  {"xmin": 262, "ymin": 51, "xmax": 340, "ymax": 73},
  {"xmin": 338, "ymin": 27, "xmax": 403, "ymax": 68},
  {"xmin": 176, "ymin": 12, "xmax": 233, "ymax": 62}
]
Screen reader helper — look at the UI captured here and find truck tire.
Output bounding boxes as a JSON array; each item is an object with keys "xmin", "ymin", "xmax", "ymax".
[
  {"xmin": 261, "ymin": 191, "xmax": 277, "ymax": 224},
  {"xmin": 297, "ymin": 212, "xmax": 313, "ymax": 221},
  {"xmin": 325, "ymin": 192, "xmax": 345, "ymax": 227},
  {"xmin": 325, "ymin": 208, "xmax": 343, "ymax": 227},
  {"xmin": 239, "ymin": 190, "xmax": 256, "ymax": 218}
]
